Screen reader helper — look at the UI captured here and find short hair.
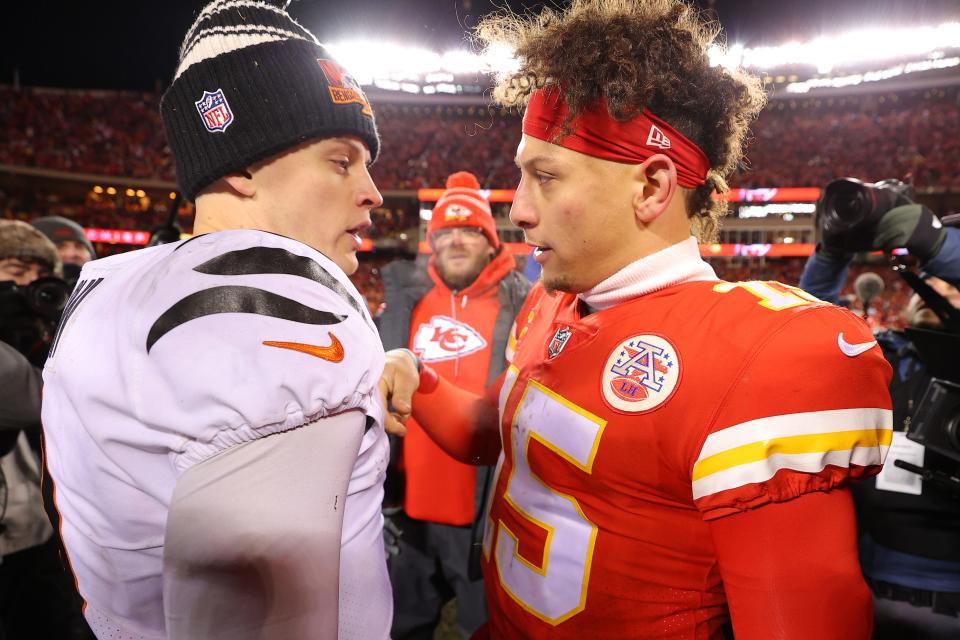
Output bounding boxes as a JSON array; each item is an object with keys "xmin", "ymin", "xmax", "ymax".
[{"xmin": 477, "ymin": 0, "xmax": 767, "ymax": 241}]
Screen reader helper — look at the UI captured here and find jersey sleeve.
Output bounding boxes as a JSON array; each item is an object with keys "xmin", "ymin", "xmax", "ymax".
[
  {"xmin": 135, "ymin": 232, "xmax": 385, "ymax": 473},
  {"xmin": 692, "ymin": 304, "xmax": 893, "ymax": 520}
]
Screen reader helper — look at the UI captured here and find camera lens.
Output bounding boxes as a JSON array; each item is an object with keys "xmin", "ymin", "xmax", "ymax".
[
  {"xmin": 26, "ymin": 278, "xmax": 70, "ymax": 319},
  {"xmin": 825, "ymin": 180, "xmax": 870, "ymax": 228},
  {"xmin": 946, "ymin": 412, "xmax": 960, "ymax": 456}
]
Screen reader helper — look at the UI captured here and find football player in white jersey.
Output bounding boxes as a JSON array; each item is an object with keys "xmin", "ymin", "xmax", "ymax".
[{"xmin": 41, "ymin": 2, "xmax": 394, "ymax": 638}]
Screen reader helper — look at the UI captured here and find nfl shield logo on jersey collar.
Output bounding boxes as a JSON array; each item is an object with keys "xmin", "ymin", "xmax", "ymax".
[
  {"xmin": 195, "ymin": 89, "xmax": 234, "ymax": 133},
  {"xmin": 547, "ymin": 326, "xmax": 573, "ymax": 359},
  {"xmin": 602, "ymin": 334, "xmax": 681, "ymax": 414}
]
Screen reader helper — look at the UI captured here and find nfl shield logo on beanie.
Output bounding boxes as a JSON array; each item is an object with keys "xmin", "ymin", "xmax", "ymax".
[{"xmin": 195, "ymin": 89, "xmax": 234, "ymax": 133}]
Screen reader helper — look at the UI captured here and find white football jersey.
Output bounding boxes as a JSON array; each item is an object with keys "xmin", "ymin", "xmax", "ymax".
[{"xmin": 42, "ymin": 230, "xmax": 391, "ymax": 639}]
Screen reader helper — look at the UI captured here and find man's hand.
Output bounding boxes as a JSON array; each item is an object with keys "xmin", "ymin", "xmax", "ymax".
[
  {"xmin": 378, "ymin": 349, "xmax": 420, "ymax": 436},
  {"xmin": 382, "ymin": 507, "xmax": 403, "ymax": 560}
]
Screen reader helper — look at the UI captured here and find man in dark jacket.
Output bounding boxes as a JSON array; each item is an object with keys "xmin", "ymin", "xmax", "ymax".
[{"xmin": 379, "ymin": 172, "xmax": 530, "ymax": 639}]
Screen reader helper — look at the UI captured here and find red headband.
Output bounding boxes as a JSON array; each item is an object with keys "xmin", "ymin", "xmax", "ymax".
[{"xmin": 522, "ymin": 88, "xmax": 711, "ymax": 188}]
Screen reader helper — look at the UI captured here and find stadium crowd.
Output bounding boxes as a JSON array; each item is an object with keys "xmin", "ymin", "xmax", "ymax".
[
  {"xmin": 1, "ymin": 81, "xmax": 949, "ymax": 330},
  {"xmin": 2, "ymin": 85, "xmax": 959, "ymax": 192},
  {"xmin": 741, "ymin": 92, "xmax": 960, "ymax": 189}
]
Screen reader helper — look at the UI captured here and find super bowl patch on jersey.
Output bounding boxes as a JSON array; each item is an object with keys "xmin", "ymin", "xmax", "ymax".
[{"xmin": 601, "ymin": 334, "xmax": 681, "ymax": 413}]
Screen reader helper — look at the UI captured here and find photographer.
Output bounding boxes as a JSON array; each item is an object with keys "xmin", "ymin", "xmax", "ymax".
[
  {"xmin": 799, "ymin": 183, "xmax": 960, "ymax": 638},
  {"xmin": 0, "ymin": 220, "xmax": 91, "ymax": 639},
  {"xmin": 31, "ymin": 215, "xmax": 96, "ymax": 288}
]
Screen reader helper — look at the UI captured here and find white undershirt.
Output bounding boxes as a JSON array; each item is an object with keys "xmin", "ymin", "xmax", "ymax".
[{"xmin": 578, "ymin": 237, "xmax": 718, "ymax": 311}]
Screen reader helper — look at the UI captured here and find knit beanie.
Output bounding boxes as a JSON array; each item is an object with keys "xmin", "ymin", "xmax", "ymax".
[
  {"xmin": 160, "ymin": 0, "xmax": 380, "ymax": 201},
  {"xmin": 0, "ymin": 220, "xmax": 62, "ymax": 276},
  {"xmin": 427, "ymin": 172, "xmax": 499, "ymax": 249},
  {"xmin": 31, "ymin": 216, "xmax": 97, "ymax": 259}
]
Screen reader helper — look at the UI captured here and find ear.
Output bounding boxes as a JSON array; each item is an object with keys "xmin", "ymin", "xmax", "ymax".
[
  {"xmin": 222, "ymin": 169, "xmax": 256, "ymax": 198},
  {"xmin": 631, "ymin": 154, "xmax": 677, "ymax": 225}
]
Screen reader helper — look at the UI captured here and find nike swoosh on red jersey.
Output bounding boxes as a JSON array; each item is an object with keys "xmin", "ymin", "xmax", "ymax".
[
  {"xmin": 837, "ymin": 332, "xmax": 877, "ymax": 357},
  {"xmin": 263, "ymin": 332, "xmax": 345, "ymax": 362}
]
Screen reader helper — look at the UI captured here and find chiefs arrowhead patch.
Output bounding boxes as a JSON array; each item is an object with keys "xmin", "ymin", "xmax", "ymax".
[{"xmin": 413, "ymin": 315, "xmax": 488, "ymax": 362}]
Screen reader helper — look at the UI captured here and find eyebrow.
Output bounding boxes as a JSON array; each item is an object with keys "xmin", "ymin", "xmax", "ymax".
[
  {"xmin": 329, "ymin": 138, "xmax": 372, "ymax": 165},
  {"xmin": 515, "ymin": 154, "xmax": 560, "ymax": 170}
]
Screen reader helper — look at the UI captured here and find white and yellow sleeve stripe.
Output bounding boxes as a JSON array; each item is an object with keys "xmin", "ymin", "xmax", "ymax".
[{"xmin": 692, "ymin": 407, "xmax": 893, "ymax": 500}]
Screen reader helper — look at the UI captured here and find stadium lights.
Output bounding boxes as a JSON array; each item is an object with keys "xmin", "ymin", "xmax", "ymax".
[
  {"xmin": 786, "ymin": 56, "xmax": 960, "ymax": 93},
  {"xmin": 325, "ymin": 39, "xmax": 520, "ymax": 87},
  {"xmin": 322, "ymin": 21, "xmax": 959, "ymax": 96},
  {"xmin": 710, "ymin": 22, "xmax": 960, "ymax": 74}
]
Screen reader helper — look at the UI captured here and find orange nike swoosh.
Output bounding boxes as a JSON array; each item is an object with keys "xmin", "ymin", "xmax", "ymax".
[{"xmin": 263, "ymin": 332, "xmax": 345, "ymax": 362}]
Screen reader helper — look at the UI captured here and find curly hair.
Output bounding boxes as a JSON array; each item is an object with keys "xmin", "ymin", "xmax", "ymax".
[{"xmin": 476, "ymin": 0, "xmax": 766, "ymax": 241}]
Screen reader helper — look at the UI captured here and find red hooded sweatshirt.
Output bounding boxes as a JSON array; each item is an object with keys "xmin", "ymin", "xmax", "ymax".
[{"xmin": 403, "ymin": 249, "xmax": 517, "ymax": 524}]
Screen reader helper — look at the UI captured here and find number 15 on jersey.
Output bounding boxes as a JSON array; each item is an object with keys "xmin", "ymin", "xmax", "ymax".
[{"xmin": 484, "ymin": 367, "xmax": 607, "ymax": 624}]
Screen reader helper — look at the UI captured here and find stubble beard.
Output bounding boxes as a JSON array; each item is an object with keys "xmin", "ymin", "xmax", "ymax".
[
  {"xmin": 436, "ymin": 254, "xmax": 489, "ymax": 291},
  {"xmin": 540, "ymin": 271, "xmax": 577, "ymax": 296}
]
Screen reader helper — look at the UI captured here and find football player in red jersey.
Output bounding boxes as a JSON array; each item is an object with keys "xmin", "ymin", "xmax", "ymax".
[{"xmin": 380, "ymin": 1, "xmax": 894, "ymax": 637}]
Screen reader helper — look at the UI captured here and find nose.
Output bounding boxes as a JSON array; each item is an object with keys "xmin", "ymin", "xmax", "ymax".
[
  {"xmin": 509, "ymin": 175, "xmax": 538, "ymax": 230},
  {"xmin": 447, "ymin": 228, "xmax": 471, "ymax": 245},
  {"xmin": 358, "ymin": 168, "xmax": 384, "ymax": 209}
]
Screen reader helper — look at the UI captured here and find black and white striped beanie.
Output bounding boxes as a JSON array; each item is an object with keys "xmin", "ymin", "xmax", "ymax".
[{"xmin": 160, "ymin": 0, "xmax": 380, "ymax": 201}]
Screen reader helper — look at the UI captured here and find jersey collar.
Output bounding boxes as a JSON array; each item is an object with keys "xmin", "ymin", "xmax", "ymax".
[{"xmin": 578, "ymin": 237, "xmax": 718, "ymax": 311}]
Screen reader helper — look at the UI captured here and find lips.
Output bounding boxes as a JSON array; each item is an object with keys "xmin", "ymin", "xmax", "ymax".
[
  {"xmin": 346, "ymin": 220, "xmax": 371, "ymax": 249},
  {"xmin": 527, "ymin": 241, "xmax": 552, "ymax": 263}
]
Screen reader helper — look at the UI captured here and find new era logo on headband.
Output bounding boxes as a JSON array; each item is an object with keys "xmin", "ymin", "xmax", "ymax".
[
  {"xmin": 195, "ymin": 89, "xmax": 234, "ymax": 133},
  {"xmin": 646, "ymin": 124, "xmax": 671, "ymax": 150}
]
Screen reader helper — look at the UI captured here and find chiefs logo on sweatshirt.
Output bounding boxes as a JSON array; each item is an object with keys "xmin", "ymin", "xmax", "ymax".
[{"xmin": 412, "ymin": 315, "xmax": 488, "ymax": 362}]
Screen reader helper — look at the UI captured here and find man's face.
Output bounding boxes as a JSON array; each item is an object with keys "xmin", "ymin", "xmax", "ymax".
[
  {"xmin": 0, "ymin": 258, "xmax": 50, "ymax": 286},
  {"xmin": 57, "ymin": 240, "xmax": 93, "ymax": 266},
  {"xmin": 430, "ymin": 226, "xmax": 495, "ymax": 291},
  {"xmin": 249, "ymin": 137, "xmax": 382, "ymax": 275},
  {"xmin": 904, "ymin": 277, "xmax": 960, "ymax": 329},
  {"xmin": 510, "ymin": 135, "xmax": 647, "ymax": 294}
]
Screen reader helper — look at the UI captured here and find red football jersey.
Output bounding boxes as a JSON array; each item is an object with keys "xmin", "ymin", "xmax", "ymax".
[{"xmin": 480, "ymin": 280, "xmax": 892, "ymax": 639}]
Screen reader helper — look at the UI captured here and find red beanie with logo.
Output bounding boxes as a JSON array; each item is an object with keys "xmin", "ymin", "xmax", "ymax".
[{"xmin": 427, "ymin": 172, "xmax": 499, "ymax": 249}]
